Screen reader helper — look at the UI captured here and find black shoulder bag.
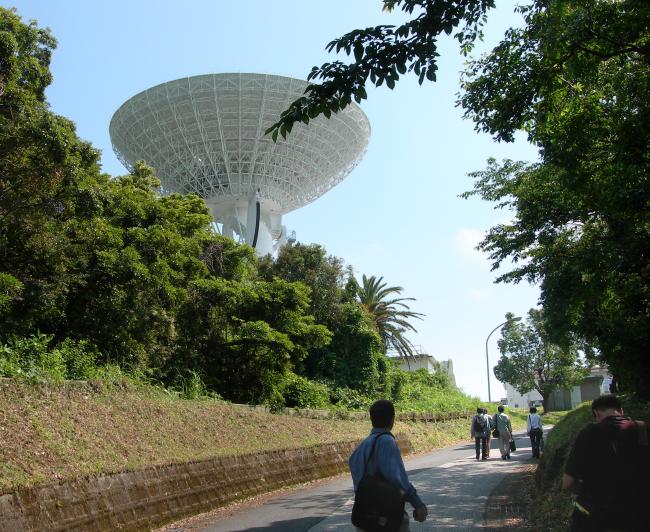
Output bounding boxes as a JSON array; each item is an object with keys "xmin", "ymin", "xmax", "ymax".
[{"xmin": 351, "ymin": 432, "xmax": 405, "ymax": 532}]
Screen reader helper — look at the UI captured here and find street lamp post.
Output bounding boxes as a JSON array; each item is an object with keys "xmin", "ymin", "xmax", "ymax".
[{"xmin": 485, "ymin": 317, "xmax": 522, "ymax": 403}]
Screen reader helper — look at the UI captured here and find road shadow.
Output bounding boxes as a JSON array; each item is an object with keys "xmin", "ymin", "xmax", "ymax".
[
  {"xmin": 203, "ymin": 435, "xmax": 539, "ymax": 531},
  {"xmin": 224, "ymin": 516, "xmax": 323, "ymax": 531}
]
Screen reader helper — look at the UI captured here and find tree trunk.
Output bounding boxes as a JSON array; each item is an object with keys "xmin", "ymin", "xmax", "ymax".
[{"xmin": 541, "ymin": 392, "xmax": 551, "ymax": 413}]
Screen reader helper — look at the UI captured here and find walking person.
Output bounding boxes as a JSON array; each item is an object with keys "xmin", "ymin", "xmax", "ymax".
[
  {"xmin": 484, "ymin": 408, "xmax": 494, "ymax": 458},
  {"xmin": 527, "ymin": 406, "xmax": 544, "ymax": 458},
  {"xmin": 563, "ymin": 395, "xmax": 650, "ymax": 531},
  {"xmin": 349, "ymin": 399, "xmax": 428, "ymax": 531},
  {"xmin": 471, "ymin": 407, "xmax": 489, "ymax": 460},
  {"xmin": 493, "ymin": 405, "xmax": 513, "ymax": 460}
]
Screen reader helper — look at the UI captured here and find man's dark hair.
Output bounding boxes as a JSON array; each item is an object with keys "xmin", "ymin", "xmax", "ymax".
[
  {"xmin": 592, "ymin": 394, "xmax": 622, "ymax": 412},
  {"xmin": 498, "ymin": 405, "xmax": 504, "ymax": 413},
  {"xmin": 477, "ymin": 407, "xmax": 483, "ymax": 414},
  {"xmin": 370, "ymin": 399, "xmax": 395, "ymax": 428},
  {"xmin": 530, "ymin": 406, "xmax": 537, "ymax": 414}
]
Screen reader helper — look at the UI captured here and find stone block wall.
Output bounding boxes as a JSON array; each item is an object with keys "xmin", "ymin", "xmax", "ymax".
[{"xmin": 0, "ymin": 438, "xmax": 412, "ymax": 532}]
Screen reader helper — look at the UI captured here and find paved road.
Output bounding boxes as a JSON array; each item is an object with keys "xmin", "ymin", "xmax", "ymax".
[{"xmin": 191, "ymin": 431, "xmax": 538, "ymax": 532}]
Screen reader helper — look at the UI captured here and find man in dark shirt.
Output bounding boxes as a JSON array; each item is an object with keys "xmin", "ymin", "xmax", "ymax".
[
  {"xmin": 563, "ymin": 395, "xmax": 649, "ymax": 531},
  {"xmin": 470, "ymin": 407, "xmax": 489, "ymax": 460}
]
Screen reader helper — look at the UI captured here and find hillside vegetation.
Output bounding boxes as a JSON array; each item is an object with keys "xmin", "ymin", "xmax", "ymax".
[{"xmin": 0, "ymin": 379, "xmax": 528, "ymax": 494}]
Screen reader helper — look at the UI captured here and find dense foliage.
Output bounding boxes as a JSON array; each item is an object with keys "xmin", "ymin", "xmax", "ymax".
[
  {"xmin": 494, "ymin": 310, "xmax": 589, "ymax": 411},
  {"xmin": 268, "ymin": 0, "xmax": 650, "ymax": 398},
  {"xmin": 0, "ymin": 7, "xmax": 464, "ymax": 411},
  {"xmin": 460, "ymin": 1, "xmax": 650, "ymax": 397},
  {"xmin": 266, "ymin": 0, "xmax": 496, "ymax": 139}
]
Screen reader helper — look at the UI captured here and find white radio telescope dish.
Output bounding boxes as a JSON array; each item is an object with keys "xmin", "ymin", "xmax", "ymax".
[{"xmin": 110, "ymin": 73, "xmax": 370, "ymax": 255}]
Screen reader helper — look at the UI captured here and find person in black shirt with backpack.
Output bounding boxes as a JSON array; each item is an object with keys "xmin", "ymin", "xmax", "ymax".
[
  {"xmin": 471, "ymin": 407, "xmax": 489, "ymax": 460},
  {"xmin": 563, "ymin": 395, "xmax": 649, "ymax": 531}
]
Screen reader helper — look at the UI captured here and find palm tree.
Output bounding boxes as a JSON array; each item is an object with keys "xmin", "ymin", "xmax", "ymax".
[{"xmin": 358, "ymin": 274, "xmax": 424, "ymax": 358}]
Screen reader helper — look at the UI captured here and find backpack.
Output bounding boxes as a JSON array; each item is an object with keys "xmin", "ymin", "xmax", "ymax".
[
  {"xmin": 584, "ymin": 420, "xmax": 649, "ymax": 529},
  {"xmin": 474, "ymin": 414, "xmax": 487, "ymax": 434},
  {"xmin": 351, "ymin": 433, "xmax": 405, "ymax": 532}
]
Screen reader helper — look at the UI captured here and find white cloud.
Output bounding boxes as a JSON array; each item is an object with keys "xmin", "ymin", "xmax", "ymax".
[
  {"xmin": 453, "ymin": 228, "xmax": 485, "ymax": 260},
  {"xmin": 466, "ymin": 288, "xmax": 489, "ymax": 303}
]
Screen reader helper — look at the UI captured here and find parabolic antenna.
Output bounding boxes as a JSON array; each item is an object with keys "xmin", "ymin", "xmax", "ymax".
[{"xmin": 109, "ymin": 73, "xmax": 370, "ymax": 255}]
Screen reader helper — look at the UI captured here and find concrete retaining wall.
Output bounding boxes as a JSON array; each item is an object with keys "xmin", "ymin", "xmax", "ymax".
[{"xmin": 0, "ymin": 438, "xmax": 412, "ymax": 532}]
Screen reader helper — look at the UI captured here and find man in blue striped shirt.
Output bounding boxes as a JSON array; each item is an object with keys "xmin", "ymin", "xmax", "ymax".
[{"xmin": 349, "ymin": 400, "xmax": 428, "ymax": 531}]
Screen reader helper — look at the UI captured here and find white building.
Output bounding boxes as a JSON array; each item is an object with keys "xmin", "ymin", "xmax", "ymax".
[
  {"xmin": 390, "ymin": 347, "xmax": 456, "ymax": 387},
  {"xmin": 504, "ymin": 366, "xmax": 612, "ymax": 410}
]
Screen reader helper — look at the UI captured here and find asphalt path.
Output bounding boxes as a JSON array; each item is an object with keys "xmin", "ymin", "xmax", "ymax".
[{"xmin": 192, "ymin": 431, "xmax": 540, "ymax": 532}]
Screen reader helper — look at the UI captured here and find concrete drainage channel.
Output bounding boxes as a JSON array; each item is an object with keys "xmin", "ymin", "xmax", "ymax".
[{"xmin": 0, "ymin": 438, "xmax": 412, "ymax": 532}]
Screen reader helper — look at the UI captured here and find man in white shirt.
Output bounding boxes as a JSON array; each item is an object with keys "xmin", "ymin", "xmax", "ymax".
[{"xmin": 527, "ymin": 406, "xmax": 544, "ymax": 458}]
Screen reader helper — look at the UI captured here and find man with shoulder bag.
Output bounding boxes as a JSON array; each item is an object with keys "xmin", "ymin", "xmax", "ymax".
[
  {"xmin": 493, "ymin": 405, "xmax": 513, "ymax": 460},
  {"xmin": 349, "ymin": 400, "xmax": 428, "ymax": 532}
]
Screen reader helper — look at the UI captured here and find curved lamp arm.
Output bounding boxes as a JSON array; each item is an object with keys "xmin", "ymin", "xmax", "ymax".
[{"xmin": 485, "ymin": 317, "xmax": 521, "ymax": 403}]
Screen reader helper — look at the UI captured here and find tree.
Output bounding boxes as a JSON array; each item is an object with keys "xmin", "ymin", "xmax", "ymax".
[
  {"xmin": 494, "ymin": 310, "xmax": 589, "ymax": 412},
  {"xmin": 266, "ymin": 0, "xmax": 496, "ymax": 139},
  {"xmin": 358, "ymin": 274, "xmax": 423, "ymax": 358},
  {"xmin": 57, "ymin": 162, "xmax": 225, "ymax": 369},
  {"xmin": 258, "ymin": 243, "xmax": 391, "ymax": 394},
  {"xmin": 266, "ymin": 0, "xmax": 650, "ymax": 397},
  {"xmin": 310, "ymin": 302, "xmax": 387, "ymax": 395},
  {"xmin": 257, "ymin": 242, "xmax": 347, "ymax": 329},
  {"xmin": 0, "ymin": 7, "xmax": 106, "ymax": 338},
  {"xmin": 171, "ymin": 275, "xmax": 331, "ymax": 404},
  {"xmin": 459, "ymin": 0, "xmax": 650, "ymax": 396}
]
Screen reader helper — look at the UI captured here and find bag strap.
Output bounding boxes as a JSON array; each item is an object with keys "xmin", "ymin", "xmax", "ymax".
[
  {"xmin": 365, "ymin": 432, "xmax": 394, "ymax": 469},
  {"xmin": 635, "ymin": 421, "xmax": 648, "ymax": 446}
]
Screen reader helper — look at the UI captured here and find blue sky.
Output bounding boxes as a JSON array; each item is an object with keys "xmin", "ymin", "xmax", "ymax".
[{"xmin": 11, "ymin": 0, "xmax": 540, "ymax": 400}]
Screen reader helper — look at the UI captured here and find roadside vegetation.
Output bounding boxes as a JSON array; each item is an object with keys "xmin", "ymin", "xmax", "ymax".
[
  {"xmin": 507, "ymin": 407, "xmax": 568, "ymax": 428},
  {"xmin": 0, "ymin": 378, "xmax": 517, "ymax": 494}
]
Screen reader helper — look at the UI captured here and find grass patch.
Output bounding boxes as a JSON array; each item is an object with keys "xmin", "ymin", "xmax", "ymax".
[
  {"xmin": 507, "ymin": 408, "xmax": 570, "ymax": 429},
  {"xmin": 540, "ymin": 409, "xmax": 571, "ymax": 426},
  {"xmin": 0, "ymin": 379, "xmax": 475, "ymax": 494}
]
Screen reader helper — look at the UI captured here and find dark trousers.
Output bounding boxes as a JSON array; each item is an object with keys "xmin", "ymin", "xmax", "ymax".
[
  {"xmin": 530, "ymin": 429, "xmax": 542, "ymax": 457},
  {"xmin": 475, "ymin": 436, "xmax": 487, "ymax": 459}
]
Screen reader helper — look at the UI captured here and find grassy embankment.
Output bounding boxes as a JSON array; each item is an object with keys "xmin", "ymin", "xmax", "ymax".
[
  {"xmin": 527, "ymin": 398, "xmax": 650, "ymax": 531},
  {"xmin": 0, "ymin": 379, "xmax": 528, "ymax": 495}
]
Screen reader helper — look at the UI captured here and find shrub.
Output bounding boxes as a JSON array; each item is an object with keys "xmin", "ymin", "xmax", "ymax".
[
  {"xmin": 0, "ymin": 333, "xmax": 66, "ymax": 383},
  {"xmin": 90, "ymin": 363, "xmax": 127, "ymax": 388},
  {"xmin": 54, "ymin": 338, "xmax": 100, "ymax": 380},
  {"xmin": 176, "ymin": 370, "xmax": 209, "ymax": 400},
  {"xmin": 329, "ymin": 386, "xmax": 370, "ymax": 410},
  {"xmin": 281, "ymin": 373, "xmax": 330, "ymax": 409}
]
